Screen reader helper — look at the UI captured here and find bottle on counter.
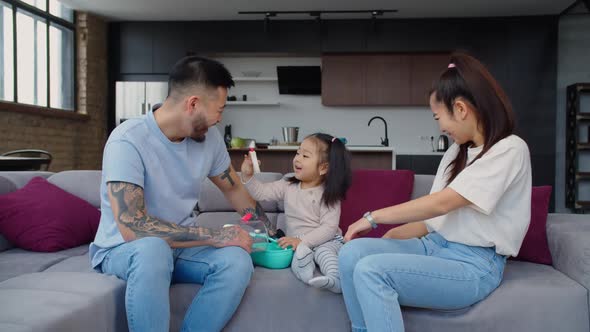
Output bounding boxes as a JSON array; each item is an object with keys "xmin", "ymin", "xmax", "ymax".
[{"xmin": 224, "ymin": 125, "xmax": 232, "ymax": 148}]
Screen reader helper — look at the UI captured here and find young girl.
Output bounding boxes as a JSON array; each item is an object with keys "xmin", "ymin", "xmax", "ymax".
[
  {"xmin": 339, "ymin": 52, "xmax": 532, "ymax": 332},
  {"xmin": 241, "ymin": 133, "xmax": 352, "ymax": 293}
]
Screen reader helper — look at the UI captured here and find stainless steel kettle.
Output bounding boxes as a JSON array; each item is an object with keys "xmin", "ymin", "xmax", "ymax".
[{"xmin": 437, "ymin": 135, "xmax": 449, "ymax": 152}]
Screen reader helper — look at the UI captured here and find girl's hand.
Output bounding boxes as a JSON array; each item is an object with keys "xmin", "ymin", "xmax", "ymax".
[
  {"xmin": 240, "ymin": 154, "xmax": 259, "ymax": 180},
  {"xmin": 344, "ymin": 218, "xmax": 373, "ymax": 242},
  {"xmin": 277, "ymin": 237, "xmax": 301, "ymax": 250}
]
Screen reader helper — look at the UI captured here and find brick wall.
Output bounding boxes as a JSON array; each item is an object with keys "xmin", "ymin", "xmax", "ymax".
[{"xmin": 0, "ymin": 12, "xmax": 108, "ymax": 172}]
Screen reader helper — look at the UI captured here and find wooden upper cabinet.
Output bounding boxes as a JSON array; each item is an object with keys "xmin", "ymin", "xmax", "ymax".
[
  {"xmin": 321, "ymin": 55, "xmax": 365, "ymax": 106},
  {"xmin": 365, "ymin": 55, "xmax": 411, "ymax": 105},
  {"xmin": 321, "ymin": 53, "xmax": 449, "ymax": 106},
  {"xmin": 410, "ymin": 54, "xmax": 450, "ymax": 105}
]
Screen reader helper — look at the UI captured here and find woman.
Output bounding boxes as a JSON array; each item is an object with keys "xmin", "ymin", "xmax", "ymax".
[{"xmin": 339, "ymin": 52, "xmax": 532, "ymax": 332}]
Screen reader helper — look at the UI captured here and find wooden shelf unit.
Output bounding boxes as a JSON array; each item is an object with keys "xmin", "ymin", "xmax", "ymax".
[{"xmin": 565, "ymin": 83, "xmax": 590, "ymax": 212}]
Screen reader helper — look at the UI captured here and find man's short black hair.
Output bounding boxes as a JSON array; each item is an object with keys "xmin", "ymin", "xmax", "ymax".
[{"xmin": 168, "ymin": 56, "xmax": 234, "ymax": 97}]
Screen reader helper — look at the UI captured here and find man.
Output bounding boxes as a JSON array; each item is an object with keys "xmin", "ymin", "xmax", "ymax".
[{"xmin": 90, "ymin": 56, "xmax": 275, "ymax": 332}]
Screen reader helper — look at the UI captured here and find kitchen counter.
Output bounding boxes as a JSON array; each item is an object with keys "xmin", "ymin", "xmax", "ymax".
[
  {"xmin": 395, "ymin": 150, "xmax": 446, "ymax": 156},
  {"xmin": 227, "ymin": 146, "xmax": 396, "ymax": 173},
  {"xmin": 266, "ymin": 145, "xmax": 395, "ymax": 152}
]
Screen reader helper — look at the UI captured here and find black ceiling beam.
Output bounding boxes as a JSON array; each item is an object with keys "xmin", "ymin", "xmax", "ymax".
[
  {"xmin": 583, "ymin": 0, "xmax": 590, "ymax": 12},
  {"xmin": 238, "ymin": 10, "xmax": 397, "ymax": 16}
]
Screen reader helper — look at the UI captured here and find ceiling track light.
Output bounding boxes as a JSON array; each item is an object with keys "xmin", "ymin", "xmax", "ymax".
[
  {"xmin": 238, "ymin": 10, "xmax": 396, "ymax": 32},
  {"xmin": 238, "ymin": 9, "xmax": 397, "ymax": 18}
]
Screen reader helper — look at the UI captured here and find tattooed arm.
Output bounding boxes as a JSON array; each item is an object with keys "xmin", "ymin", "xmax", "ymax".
[
  {"xmin": 107, "ymin": 181, "xmax": 252, "ymax": 251},
  {"xmin": 209, "ymin": 165, "xmax": 277, "ymax": 236}
]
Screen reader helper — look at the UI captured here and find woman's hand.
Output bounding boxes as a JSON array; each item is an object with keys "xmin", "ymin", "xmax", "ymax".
[
  {"xmin": 277, "ymin": 237, "xmax": 301, "ymax": 250},
  {"xmin": 344, "ymin": 218, "xmax": 373, "ymax": 242},
  {"xmin": 240, "ymin": 154, "xmax": 260, "ymax": 181}
]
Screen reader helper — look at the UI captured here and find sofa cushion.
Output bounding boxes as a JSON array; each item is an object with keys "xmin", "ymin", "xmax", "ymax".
[
  {"xmin": 402, "ymin": 261, "xmax": 589, "ymax": 332},
  {"xmin": 198, "ymin": 172, "xmax": 283, "ymax": 212},
  {"xmin": 512, "ymin": 186, "xmax": 553, "ymax": 265},
  {"xmin": 0, "ymin": 177, "xmax": 100, "ymax": 252},
  {"xmin": 0, "ymin": 249, "xmax": 70, "ymax": 282},
  {"xmin": 170, "ymin": 267, "xmax": 350, "ymax": 332},
  {"xmin": 0, "ymin": 272, "xmax": 127, "ymax": 332},
  {"xmin": 0, "ymin": 245, "xmax": 88, "ymax": 282},
  {"xmin": 44, "ymin": 255, "xmax": 95, "ymax": 273},
  {"xmin": 340, "ymin": 170, "xmax": 414, "ymax": 238},
  {"xmin": 48, "ymin": 171, "xmax": 102, "ymax": 209}
]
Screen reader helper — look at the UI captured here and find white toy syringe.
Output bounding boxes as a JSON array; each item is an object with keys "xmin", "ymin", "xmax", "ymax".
[{"xmin": 248, "ymin": 141, "xmax": 261, "ymax": 174}]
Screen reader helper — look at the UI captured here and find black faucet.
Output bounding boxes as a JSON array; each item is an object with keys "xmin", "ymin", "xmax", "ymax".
[{"xmin": 368, "ymin": 116, "xmax": 389, "ymax": 147}]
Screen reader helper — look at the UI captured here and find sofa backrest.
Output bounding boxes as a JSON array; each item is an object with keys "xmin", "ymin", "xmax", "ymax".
[
  {"xmin": 412, "ymin": 174, "xmax": 435, "ymax": 199},
  {"xmin": 47, "ymin": 171, "xmax": 102, "ymax": 208},
  {"xmin": 0, "ymin": 171, "xmax": 53, "ymax": 194}
]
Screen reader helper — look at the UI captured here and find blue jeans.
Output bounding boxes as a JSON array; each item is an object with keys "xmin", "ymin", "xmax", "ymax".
[
  {"xmin": 338, "ymin": 232, "xmax": 506, "ymax": 332},
  {"xmin": 99, "ymin": 237, "xmax": 254, "ymax": 332}
]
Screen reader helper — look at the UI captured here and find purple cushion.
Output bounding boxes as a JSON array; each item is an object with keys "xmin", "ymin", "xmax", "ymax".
[
  {"xmin": 0, "ymin": 177, "xmax": 100, "ymax": 252},
  {"xmin": 512, "ymin": 186, "xmax": 553, "ymax": 265},
  {"xmin": 340, "ymin": 170, "xmax": 414, "ymax": 238}
]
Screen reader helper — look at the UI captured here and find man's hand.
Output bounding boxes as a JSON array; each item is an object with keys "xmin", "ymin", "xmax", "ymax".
[
  {"xmin": 277, "ymin": 237, "xmax": 301, "ymax": 250},
  {"xmin": 211, "ymin": 225, "xmax": 253, "ymax": 253}
]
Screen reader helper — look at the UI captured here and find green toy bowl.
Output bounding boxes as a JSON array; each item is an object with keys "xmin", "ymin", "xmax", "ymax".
[{"xmin": 250, "ymin": 242, "xmax": 294, "ymax": 269}]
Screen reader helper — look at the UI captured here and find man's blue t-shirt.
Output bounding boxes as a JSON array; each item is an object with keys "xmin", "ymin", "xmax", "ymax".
[{"xmin": 89, "ymin": 111, "xmax": 230, "ymax": 268}]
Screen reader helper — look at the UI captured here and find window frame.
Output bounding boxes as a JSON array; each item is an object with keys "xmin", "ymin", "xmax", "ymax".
[{"xmin": 1, "ymin": 0, "xmax": 77, "ymax": 115}]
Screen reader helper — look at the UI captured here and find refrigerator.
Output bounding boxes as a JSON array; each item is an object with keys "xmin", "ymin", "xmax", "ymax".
[{"xmin": 115, "ymin": 82, "xmax": 168, "ymax": 126}]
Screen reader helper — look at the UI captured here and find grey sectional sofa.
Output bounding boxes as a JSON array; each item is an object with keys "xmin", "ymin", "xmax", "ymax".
[{"xmin": 0, "ymin": 170, "xmax": 588, "ymax": 332}]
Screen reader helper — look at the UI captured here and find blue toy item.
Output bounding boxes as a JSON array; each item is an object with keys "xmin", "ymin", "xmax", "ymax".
[{"xmin": 250, "ymin": 242, "xmax": 294, "ymax": 269}]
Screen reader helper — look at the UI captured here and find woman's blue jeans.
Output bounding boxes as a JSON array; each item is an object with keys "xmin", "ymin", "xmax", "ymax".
[
  {"xmin": 99, "ymin": 237, "xmax": 254, "ymax": 332},
  {"xmin": 338, "ymin": 232, "xmax": 506, "ymax": 332}
]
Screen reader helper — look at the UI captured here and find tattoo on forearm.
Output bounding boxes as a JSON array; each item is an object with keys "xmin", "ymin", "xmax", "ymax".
[
  {"xmin": 108, "ymin": 182, "xmax": 236, "ymax": 245},
  {"xmin": 242, "ymin": 201, "xmax": 275, "ymax": 233},
  {"xmin": 220, "ymin": 167, "xmax": 235, "ymax": 186}
]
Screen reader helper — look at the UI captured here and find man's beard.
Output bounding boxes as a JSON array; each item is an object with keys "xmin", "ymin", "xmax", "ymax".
[{"xmin": 190, "ymin": 114, "xmax": 208, "ymax": 142}]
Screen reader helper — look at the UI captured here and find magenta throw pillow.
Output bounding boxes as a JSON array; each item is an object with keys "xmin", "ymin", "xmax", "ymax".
[
  {"xmin": 0, "ymin": 177, "xmax": 100, "ymax": 252},
  {"xmin": 340, "ymin": 170, "xmax": 414, "ymax": 238},
  {"xmin": 512, "ymin": 186, "xmax": 553, "ymax": 265}
]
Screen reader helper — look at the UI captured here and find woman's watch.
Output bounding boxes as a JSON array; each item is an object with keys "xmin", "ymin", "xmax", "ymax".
[{"xmin": 363, "ymin": 211, "xmax": 378, "ymax": 229}]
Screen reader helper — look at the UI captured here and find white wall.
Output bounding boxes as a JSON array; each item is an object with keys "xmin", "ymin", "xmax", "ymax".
[
  {"xmin": 555, "ymin": 14, "xmax": 590, "ymax": 212},
  {"xmin": 214, "ymin": 57, "xmax": 443, "ymax": 154}
]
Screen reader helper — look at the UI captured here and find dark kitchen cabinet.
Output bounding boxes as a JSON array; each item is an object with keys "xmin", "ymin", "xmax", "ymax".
[
  {"xmin": 322, "ymin": 53, "xmax": 448, "ymax": 106},
  {"xmin": 396, "ymin": 154, "xmax": 443, "ymax": 175},
  {"xmin": 152, "ymin": 23, "xmax": 189, "ymax": 74},
  {"xmin": 365, "ymin": 55, "xmax": 411, "ymax": 105},
  {"xmin": 119, "ymin": 23, "xmax": 153, "ymax": 74},
  {"xmin": 321, "ymin": 55, "xmax": 366, "ymax": 105},
  {"xmin": 410, "ymin": 54, "xmax": 449, "ymax": 105}
]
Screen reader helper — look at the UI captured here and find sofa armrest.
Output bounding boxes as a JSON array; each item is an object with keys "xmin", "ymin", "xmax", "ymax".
[{"xmin": 547, "ymin": 213, "xmax": 590, "ymax": 293}]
